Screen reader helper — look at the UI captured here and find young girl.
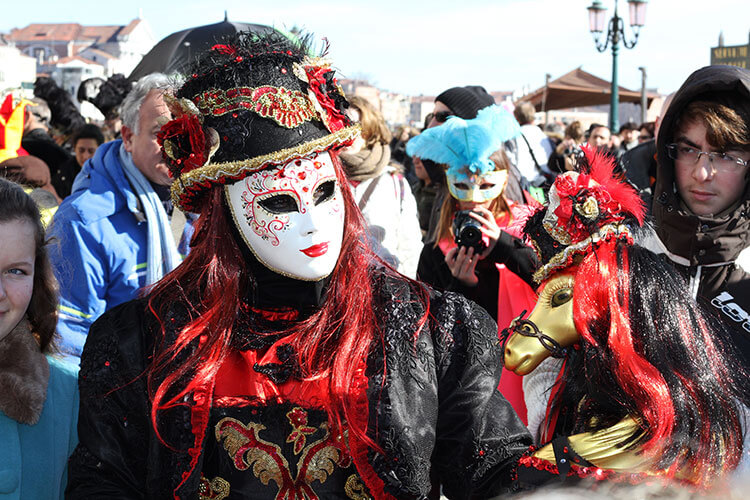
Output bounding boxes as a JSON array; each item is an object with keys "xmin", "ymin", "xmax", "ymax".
[
  {"xmin": 409, "ymin": 105, "xmax": 540, "ymax": 423},
  {"xmin": 0, "ymin": 178, "xmax": 78, "ymax": 499}
]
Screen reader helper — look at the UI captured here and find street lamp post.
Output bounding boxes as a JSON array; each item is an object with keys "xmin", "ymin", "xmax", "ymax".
[{"xmin": 587, "ymin": 0, "xmax": 648, "ymax": 132}]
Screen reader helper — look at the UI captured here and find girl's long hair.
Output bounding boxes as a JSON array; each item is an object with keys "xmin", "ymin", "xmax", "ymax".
[
  {"xmin": 145, "ymin": 154, "xmax": 426, "ymax": 449},
  {"xmin": 0, "ymin": 178, "xmax": 57, "ymax": 352},
  {"xmin": 552, "ymin": 238, "xmax": 744, "ymax": 485}
]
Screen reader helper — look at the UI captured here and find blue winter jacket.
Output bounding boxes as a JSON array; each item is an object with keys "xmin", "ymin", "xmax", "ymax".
[
  {"xmin": 48, "ymin": 140, "xmax": 156, "ymax": 359},
  {"xmin": 0, "ymin": 357, "xmax": 79, "ymax": 500}
]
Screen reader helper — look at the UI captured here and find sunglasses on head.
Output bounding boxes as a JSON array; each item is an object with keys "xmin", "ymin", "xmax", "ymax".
[{"xmin": 433, "ymin": 111, "xmax": 454, "ymax": 123}]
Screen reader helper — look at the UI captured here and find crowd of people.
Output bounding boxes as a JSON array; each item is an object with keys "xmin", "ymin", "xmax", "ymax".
[{"xmin": 0, "ymin": 29, "xmax": 748, "ymax": 500}]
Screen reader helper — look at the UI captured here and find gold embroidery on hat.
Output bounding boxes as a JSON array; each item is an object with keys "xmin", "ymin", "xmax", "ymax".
[{"xmin": 193, "ymin": 86, "xmax": 318, "ymax": 128}]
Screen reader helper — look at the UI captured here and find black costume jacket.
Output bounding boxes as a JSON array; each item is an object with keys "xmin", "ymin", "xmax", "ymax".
[{"xmin": 66, "ymin": 270, "xmax": 531, "ymax": 499}]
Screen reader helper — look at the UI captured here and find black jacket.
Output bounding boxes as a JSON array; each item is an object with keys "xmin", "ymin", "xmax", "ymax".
[
  {"xmin": 417, "ymin": 233, "xmax": 538, "ymax": 322},
  {"xmin": 66, "ymin": 270, "xmax": 531, "ymax": 499},
  {"xmin": 652, "ymin": 65, "xmax": 750, "ymax": 372}
]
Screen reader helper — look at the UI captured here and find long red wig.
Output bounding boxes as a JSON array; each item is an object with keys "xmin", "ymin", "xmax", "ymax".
[{"xmin": 145, "ymin": 153, "xmax": 425, "ymax": 451}]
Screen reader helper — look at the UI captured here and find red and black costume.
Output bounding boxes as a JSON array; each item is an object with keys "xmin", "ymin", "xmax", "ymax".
[{"xmin": 66, "ymin": 32, "xmax": 531, "ymax": 500}]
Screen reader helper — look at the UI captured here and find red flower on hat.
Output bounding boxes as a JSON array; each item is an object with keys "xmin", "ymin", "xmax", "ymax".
[
  {"xmin": 550, "ymin": 170, "xmax": 628, "ymax": 244},
  {"xmin": 304, "ymin": 66, "xmax": 347, "ymax": 132},
  {"xmin": 157, "ymin": 113, "xmax": 207, "ymax": 174}
]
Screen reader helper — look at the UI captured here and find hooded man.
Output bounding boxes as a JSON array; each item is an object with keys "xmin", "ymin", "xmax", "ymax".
[{"xmin": 652, "ymin": 65, "xmax": 750, "ymax": 377}]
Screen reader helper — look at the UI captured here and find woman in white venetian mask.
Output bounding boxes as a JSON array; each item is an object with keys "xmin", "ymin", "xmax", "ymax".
[
  {"xmin": 409, "ymin": 105, "xmax": 540, "ymax": 425},
  {"xmin": 66, "ymin": 33, "xmax": 531, "ymax": 499},
  {"xmin": 0, "ymin": 178, "xmax": 78, "ymax": 499}
]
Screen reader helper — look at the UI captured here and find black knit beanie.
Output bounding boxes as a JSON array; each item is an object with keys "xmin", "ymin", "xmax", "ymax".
[{"xmin": 435, "ymin": 85, "xmax": 495, "ymax": 119}]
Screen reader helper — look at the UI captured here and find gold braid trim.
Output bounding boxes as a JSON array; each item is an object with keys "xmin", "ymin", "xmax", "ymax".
[
  {"xmin": 193, "ymin": 86, "xmax": 319, "ymax": 128},
  {"xmin": 533, "ymin": 224, "xmax": 632, "ymax": 283},
  {"xmin": 171, "ymin": 125, "xmax": 361, "ymax": 211}
]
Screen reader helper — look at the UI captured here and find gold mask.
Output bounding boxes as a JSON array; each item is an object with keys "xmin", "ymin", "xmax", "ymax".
[{"xmin": 504, "ymin": 273, "xmax": 579, "ymax": 375}]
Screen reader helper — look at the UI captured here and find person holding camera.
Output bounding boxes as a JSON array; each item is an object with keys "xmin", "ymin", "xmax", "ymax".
[
  {"xmin": 548, "ymin": 121, "xmax": 585, "ymax": 174},
  {"xmin": 409, "ymin": 105, "xmax": 539, "ymax": 423}
]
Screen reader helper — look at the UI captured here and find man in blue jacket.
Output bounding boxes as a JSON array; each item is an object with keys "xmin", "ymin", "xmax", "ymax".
[{"xmin": 48, "ymin": 74, "xmax": 182, "ymax": 360}]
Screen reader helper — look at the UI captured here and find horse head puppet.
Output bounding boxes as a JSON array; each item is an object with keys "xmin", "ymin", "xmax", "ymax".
[{"xmin": 503, "ymin": 146, "xmax": 745, "ymax": 487}]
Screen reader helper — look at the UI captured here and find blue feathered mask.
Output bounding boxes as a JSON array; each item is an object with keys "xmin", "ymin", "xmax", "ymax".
[{"xmin": 406, "ymin": 105, "xmax": 520, "ymax": 178}]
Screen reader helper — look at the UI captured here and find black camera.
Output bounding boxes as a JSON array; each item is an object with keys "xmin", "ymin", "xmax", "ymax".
[{"xmin": 452, "ymin": 210, "xmax": 486, "ymax": 254}]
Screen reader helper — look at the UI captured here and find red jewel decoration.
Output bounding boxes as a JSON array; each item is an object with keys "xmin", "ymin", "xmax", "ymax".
[
  {"xmin": 104, "ymin": 361, "xmax": 110, "ymax": 367},
  {"xmin": 295, "ymin": 160, "xmax": 302, "ymax": 166},
  {"xmin": 298, "ymin": 171, "xmax": 306, "ymax": 180},
  {"xmin": 302, "ymin": 186, "xmax": 309, "ymax": 192},
  {"xmin": 232, "ymin": 112, "xmax": 238, "ymax": 118},
  {"xmin": 280, "ymin": 67, "xmax": 287, "ymax": 74},
  {"xmin": 235, "ymin": 56, "xmax": 243, "ymax": 62},
  {"xmin": 479, "ymin": 450, "xmax": 485, "ymax": 456},
  {"xmin": 192, "ymin": 73, "xmax": 197, "ymax": 78}
]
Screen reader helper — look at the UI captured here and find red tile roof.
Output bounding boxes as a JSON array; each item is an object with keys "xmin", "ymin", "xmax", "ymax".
[
  {"xmin": 80, "ymin": 25, "xmax": 120, "ymax": 42},
  {"xmin": 119, "ymin": 19, "xmax": 141, "ymax": 36},
  {"xmin": 10, "ymin": 23, "xmax": 82, "ymax": 42},
  {"xmin": 8, "ymin": 20, "xmax": 139, "ymax": 44}
]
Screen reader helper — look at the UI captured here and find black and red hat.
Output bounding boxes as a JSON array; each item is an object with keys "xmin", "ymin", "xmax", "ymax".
[
  {"xmin": 522, "ymin": 146, "xmax": 645, "ymax": 283},
  {"xmin": 159, "ymin": 31, "xmax": 359, "ymax": 212}
]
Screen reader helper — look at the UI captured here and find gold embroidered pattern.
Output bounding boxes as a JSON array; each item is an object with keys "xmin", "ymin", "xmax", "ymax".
[
  {"xmin": 214, "ymin": 413, "xmax": 352, "ymax": 500},
  {"xmin": 345, "ymin": 474, "xmax": 371, "ymax": 500},
  {"xmin": 198, "ymin": 475, "xmax": 230, "ymax": 500},
  {"xmin": 193, "ymin": 86, "xmax": 318, "ymax": 128},
  {"xmin": 171, "ymin": 125, "xmax": 361, "ymax": 211}
]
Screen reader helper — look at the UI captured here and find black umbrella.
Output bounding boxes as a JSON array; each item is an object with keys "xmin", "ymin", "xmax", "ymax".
[{"xmin": 128, "ymin": 16, "xmax": 277, "ymax": 81}]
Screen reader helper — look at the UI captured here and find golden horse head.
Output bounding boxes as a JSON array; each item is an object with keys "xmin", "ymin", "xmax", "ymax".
[{"xmin": 503, "ymin": 273, "xmax": 579, "ymax": 375}]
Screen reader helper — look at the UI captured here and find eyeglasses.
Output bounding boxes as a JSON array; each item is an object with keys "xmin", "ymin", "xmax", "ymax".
[
  {"xmin": 433, "ymin": 111, "xmax": 454, "ymax": 123},
  {"xmin": 666, "ymin": 143, "xmax": 748, "ymax": 172}
]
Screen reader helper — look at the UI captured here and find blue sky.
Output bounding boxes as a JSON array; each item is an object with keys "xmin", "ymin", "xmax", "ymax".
[{"xmin": 4, "ymin": 0, "xmax": 749, "ymax": 96}]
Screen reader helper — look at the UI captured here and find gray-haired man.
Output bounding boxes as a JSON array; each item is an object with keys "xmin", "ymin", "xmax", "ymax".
[{"xmin": 48, "ymin": 73, "xmax": 182, "ymax": 361}]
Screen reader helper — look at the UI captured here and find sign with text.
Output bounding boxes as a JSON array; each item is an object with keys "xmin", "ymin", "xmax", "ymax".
[{"xmin": 711, "ymin": 44, "xmax": 749, "ymax": 69}]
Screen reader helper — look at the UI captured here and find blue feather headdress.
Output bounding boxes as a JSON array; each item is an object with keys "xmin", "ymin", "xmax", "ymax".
[{"xmin": 406, "ymin": 105, "xmax": 520, "ymax": 178}]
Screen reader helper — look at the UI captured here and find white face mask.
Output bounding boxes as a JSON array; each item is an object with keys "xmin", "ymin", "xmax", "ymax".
[{"xmin": 225, "ymin": 151, "xmax": 345, "ymax": 281}]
